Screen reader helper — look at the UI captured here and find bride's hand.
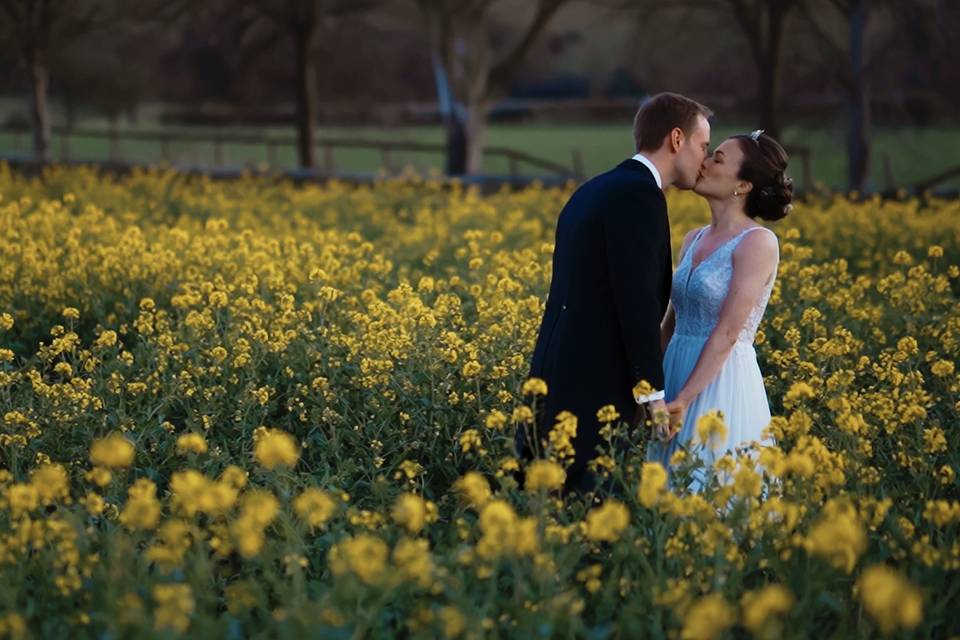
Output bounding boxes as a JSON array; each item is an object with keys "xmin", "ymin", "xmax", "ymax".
[{"xmin": 665, "ymin": 397, "xmax": 688, "ymax": 440}]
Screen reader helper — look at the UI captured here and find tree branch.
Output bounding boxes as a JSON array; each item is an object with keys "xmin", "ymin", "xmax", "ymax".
[{"xmin": 488, "ymin": 0, "xmax": 566, "ymax": 93}]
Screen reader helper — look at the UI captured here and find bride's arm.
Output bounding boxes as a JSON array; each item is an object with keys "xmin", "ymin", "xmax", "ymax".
[
  {"xmin": 660, "ymin": 228, "xmax": 700, "ymax": 353},
  {"xmin": 669, "ymin": 230, "xmax": 779, "ymax": 410},
  {"xmin": 660, "ymin": 302, "xmax": 676, "ymax": 354}
]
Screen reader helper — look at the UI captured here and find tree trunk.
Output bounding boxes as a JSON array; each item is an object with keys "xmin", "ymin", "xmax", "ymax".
[
  {"xmin": 758, "ymin": 1, "xmax": 785, "ymax": 138},
  {"xmin": 461, "ymin": 21, "xmax": 491, "ymax": 175},
  {"xmin": 29, "ymin": 58, "xmax": 51, "ymax": 162},
  {"xmin": 847, "ymin": 0, "xmax": 870, "ymax": 192},
  {"xmin": 464, "ymin": 99, "xmax": 489, "ymax": 175},
  {"xmin": 293, "ymin": 26, "xmax": 318, "ymax": 170}
]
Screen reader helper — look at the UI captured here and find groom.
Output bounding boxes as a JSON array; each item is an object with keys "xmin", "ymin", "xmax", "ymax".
[{"xmin": 518, "ymin": 92, "xmax": 712, "ymax": 493}]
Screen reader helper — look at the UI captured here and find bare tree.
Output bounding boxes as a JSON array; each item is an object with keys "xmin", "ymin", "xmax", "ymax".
[
  {"xmin": 799, "ymin": 0, "xmax": 907, "ymax": 192},
  {"xmin": 0, "ymin": 0, "xmax": 184, "ymax": 161},
  {"xmin": 616, "ymin": 0, "xmax": 797, "ymax": 138},
  {"xmin": 0, "ymin": 1, "xmax": 111, "ymax": 160},
  {"xmin": 415, "ymin": 0, "xmax": 571, "ymax": 174},
  {"xmin": 724, "ymin": 0, "xmax": 800, "ymax": 138},
  {"xmin": 230, "ymin": 0, "xmax": 382, "ymax": 169}
]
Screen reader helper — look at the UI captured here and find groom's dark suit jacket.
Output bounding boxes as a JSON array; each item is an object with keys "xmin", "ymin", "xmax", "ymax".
[{"xmin": 519, "ymin": 158, "xmax": 672, "ymax": 492}]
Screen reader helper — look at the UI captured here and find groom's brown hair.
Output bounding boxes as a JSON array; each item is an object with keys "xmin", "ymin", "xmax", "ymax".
[{"xmin": 634, "ymin": 93, "xmax": 713, "ymax": 152}]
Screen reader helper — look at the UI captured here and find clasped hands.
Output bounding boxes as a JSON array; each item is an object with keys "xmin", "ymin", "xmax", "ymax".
[{"xmin": 642, "ymin": 397, "xmax": 687, "ymax": 442}]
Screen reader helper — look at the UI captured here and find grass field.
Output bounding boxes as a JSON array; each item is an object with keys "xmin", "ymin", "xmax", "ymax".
[{"xmin": 1, "ymin": 121, "xmax": 958, "ymax": 190}]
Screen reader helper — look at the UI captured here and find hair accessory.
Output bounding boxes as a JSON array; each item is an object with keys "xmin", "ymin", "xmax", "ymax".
[{"xmin": 749, "ymin": 129, "xmax": 765, "ymax": 143}]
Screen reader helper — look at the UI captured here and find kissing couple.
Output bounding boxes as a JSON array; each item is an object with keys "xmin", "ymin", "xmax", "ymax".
[{"xmin": 516, "ymin": 92, "xmax": 793, "ymax": 494}]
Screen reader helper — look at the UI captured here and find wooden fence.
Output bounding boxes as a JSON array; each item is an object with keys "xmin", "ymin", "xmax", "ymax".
[
  {"xmin": 0, "ymin": 126, "xmax": 583, "ymax": 180},
  {"xmin": 0, "ymin": 125, "xmax": 822, "ymax": 192}
]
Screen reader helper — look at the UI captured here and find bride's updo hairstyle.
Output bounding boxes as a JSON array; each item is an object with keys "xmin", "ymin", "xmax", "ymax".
[{"xmin": 732, "ymin": 131, "xmax": 793, "ymax": 221}]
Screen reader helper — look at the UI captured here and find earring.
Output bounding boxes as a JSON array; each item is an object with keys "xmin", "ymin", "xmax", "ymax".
[{"xmin": 733, "ymin": 190, "xmax": 739, "ymax": 196}]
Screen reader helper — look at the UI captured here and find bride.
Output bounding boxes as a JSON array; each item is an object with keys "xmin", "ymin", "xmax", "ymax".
[{"xmin": 646, "ymin": 129, "xmax": 792, "ymax": 491}]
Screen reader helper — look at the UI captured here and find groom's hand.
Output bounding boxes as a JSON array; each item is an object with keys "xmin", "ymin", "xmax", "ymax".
[{"xmin": 648, "ymin": 398, "xmax": 670, "ymax": 441}]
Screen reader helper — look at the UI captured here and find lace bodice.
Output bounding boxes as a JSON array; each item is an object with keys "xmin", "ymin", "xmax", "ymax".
[{"xmin": 671, "ymin": 226, "xmax": 778, "ymax": 344}]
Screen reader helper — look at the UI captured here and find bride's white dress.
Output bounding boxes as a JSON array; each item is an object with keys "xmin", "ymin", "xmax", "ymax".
[{"xmin": 646, "ymin": 225, "xmax": 778, "ymax": 491}]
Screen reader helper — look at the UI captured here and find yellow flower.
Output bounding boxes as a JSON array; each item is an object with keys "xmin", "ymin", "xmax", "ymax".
[
  {"xmin": 0, "ymin": 313, "xmax": 13, "ymax": 331},
  {"xmin": 119, "ymin": 478, "xmax": 161, "ymax": 531},
  {"xmin": 927, "ymin": 245, "xmax": 943, "ymax": 259},
  {"xmin": 633, "ymin": 379, "xmax": 655, "ymax": 399},
  {"xmin": 5, "ymin": 483, "xmax": 39, "ymax": 518},
  {"xmin": 30, "ymin": 463, "xmax": 69, "ymax": 505},
  {"xmin": 930, "ymin": 359, "xmax": 955, "ymax": 377},
  {"xmin": 461, "ymin": 360, "xmax": 482, "ymax": 377},
  {"xmin": 521, "ymin": 377, "xmax": 548, "ymax": 396},
  {"xmin": 476, "ymin": 500, "xmax": 519, "ymax": 559},
  {"xmin": 638, "ymin": 462, "xmax": 668, "ymax": 508},
  {"xmin": 805, "ymin": 500, "xmax": 866, "ymax": 573},
  {"xmin": 169, "ymin": 470, "xmax": 236, "ymax": 518},
  {"xmin": 484, "ymin": 410, "xmax": 507, "ymax": 430},
  {"xmin": 176, "ymin": 433, "xmax": 208, "ymax": 455},
  {"xmin": 922, "ymin": 500, "xmax": 960, "ymax": 527},
  {"xmin": 392, "ymin": 493, "xmax": 430, "ymax": 534},
  {"xmin": 62, "ymin": 307, "xmax": 80, "ymax": 320},
  {"xmin": 584, "ymin": 499, "xmax": 630, "ymax": 543},
  {"xmin": 95, "ymin": 329, "xmax": 118, "ymax": 348},
  {"xmin": 681, "ymin": 594, "xmax": 736, "ymax": 640},
  {"xmin": 253, "ymin": 429, "xmax": 299, "ymax": 470},
  {"xmin": 454, "ymin": 472, "xmax": 491, "ymax": 508},
  {"xmin": 90, "ymin": 432, "xmax": 135, "ymax": 468},
  {"xmin": 293, "ymin": 488, "xmax": 337, "ymax": 528},
  {"xmin": 458, "ymin": 429, "xmax": 485, "ymax": 454},
  {"xmin": 857, "ymin": 564, "xmax": 923, "ymax": 634},
  {"xmin": 220, "ymin": 465, "xmax": 248, "ymax": 489},
  {"xmin": 85, "ymin": 466, "xmax": 113, "ymax": 488},
  {"xmin": 922, "ymin": 427, "xmax": 947, "ymax": 454},
  {"xmin": 82, "ymin": 492, "xmax": 105, "ymax": 516},
  {"xmin": 152, "ymin": 583, "xmax": 194, "ymax": 633},
  {"xmin": 741, "ymin": 584, "xmax": 794, "ymax": 635},
  {"xmin": 695, "ymin": 411, "xmax": 727, "ymax": 450},
  {"xmin": 392, "ymin": 537, "xmax": 434, "ymax": 588},
  {"xmin": 596, "ymin": 405, "xmax": 620, "ymax": 423},
  {"xmin": 524, "ymin": 459, "xmax": 565, "ymax": 493},
  {"xmin": 783, "ymin": 381, "xmax": 815, "ymax": 408},
  {"xmin": 732, "ymin": 465, "xmax": 762, "ymax": 498},
  {"xmin": 328, "ymin": 533, "xmax": 389, "ymax": 585},
  {"xmin": 438, "ymin": 606, "xmax": 465, "ymax": 638}
]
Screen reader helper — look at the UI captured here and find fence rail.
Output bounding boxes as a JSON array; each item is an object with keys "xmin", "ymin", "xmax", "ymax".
[
  {"xmin": 0, "ymin": 126, "xmax": 827, "ymax": 192},
  {"xmin": 0, "ymin": 125, "xmax": 583, "ymax": 180}
]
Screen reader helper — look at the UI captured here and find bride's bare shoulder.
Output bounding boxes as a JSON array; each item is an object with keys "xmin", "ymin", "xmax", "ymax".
[{"xmin": 734, "ymin": 227, "xmax": 779, "ymax": 263}]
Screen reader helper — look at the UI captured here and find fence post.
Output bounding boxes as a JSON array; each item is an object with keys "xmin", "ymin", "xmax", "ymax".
[
  {"xmin": 571, "ymin": 149, "xmax": 584, "ymax": 180},
  {"xmin": 60, "ymin": 129, "xmax": 70, "ymax": 162},
  {"xmin": 109, "ymin": 127, "xmax": 119, "ymax": 162},
  {"xmin": 266, "ymin": 140, "xmax": 276, "ymax": 168},
  {"xmin": 323, "ymin": 145, "xmax": 335, "ymax": 174},
  {"xmin": 508, "ymin": 153, "xmax": 519, "ymax": 176},
  {"xmin": 382, "ymin": 146, "xmax": 393, "ymax": 173},
  {"xmin": 883, "ymin": 155, "xmax": 895, "ymax": 191}
]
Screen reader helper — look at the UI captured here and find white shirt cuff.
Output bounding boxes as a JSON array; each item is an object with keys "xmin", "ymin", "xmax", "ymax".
[{"xmin": 635, "ymin": 389, "xmax": 665, "ymax": 404}]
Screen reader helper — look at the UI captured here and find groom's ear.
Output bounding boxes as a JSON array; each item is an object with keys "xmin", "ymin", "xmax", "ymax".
[{"xmin": 669, "ymin": 127, "xmax": 685, "ymax": 153}]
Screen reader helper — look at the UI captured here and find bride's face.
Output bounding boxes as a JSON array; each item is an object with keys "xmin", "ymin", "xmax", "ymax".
[{"xmin": 693, "ymin": 138, "xmax": 751, "ymax": 199}]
